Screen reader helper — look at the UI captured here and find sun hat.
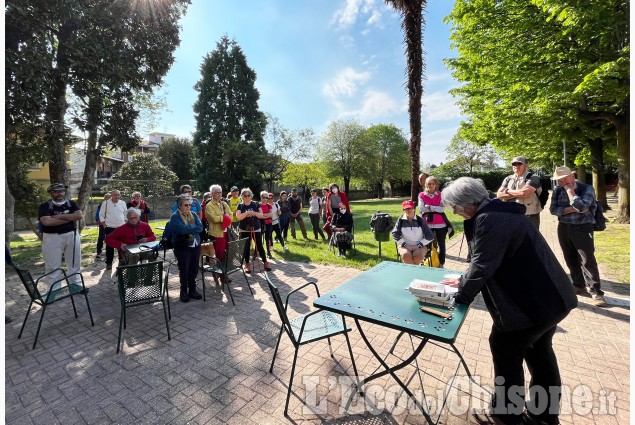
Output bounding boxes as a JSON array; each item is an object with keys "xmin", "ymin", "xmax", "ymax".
[{"xmin": 551, "ymin": 166, "xmax": 574, "ymax": 180}]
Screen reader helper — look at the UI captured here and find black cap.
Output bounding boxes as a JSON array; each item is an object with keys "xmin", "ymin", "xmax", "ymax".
[
  {"xmin": 231, "ymin": 186, "xmax": 239, "ymax": 192},
  {"xmin": 47, "ymin": 183, "xmax": 67, "ymax": 192}
]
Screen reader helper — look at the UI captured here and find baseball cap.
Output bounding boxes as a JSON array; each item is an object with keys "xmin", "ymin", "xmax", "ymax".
[
  {"xmin": 47, "ymin": 183, "xmax": 67, "ymax": 192},
  {"xmin": 230, "ymin": 186, "xmax": 239, "ymax": 192},
  {"xmin": 511, "ymin": 156, "xmax": 527, "ymax": 165},
  {"xmin": 402, "ymin": 200, "xmax": 415, "ymax": 209}
]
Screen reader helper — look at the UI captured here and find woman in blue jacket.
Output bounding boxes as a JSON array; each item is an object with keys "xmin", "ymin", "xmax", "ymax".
[{"xmin": 168, "ymin": 194, "xmax": 204, "ymax": 302}]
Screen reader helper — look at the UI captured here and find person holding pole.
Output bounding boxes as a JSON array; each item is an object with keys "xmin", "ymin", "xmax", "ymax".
[{"xmin": 37, "ymin": 183, "xmax": 84, "ymax": 291}]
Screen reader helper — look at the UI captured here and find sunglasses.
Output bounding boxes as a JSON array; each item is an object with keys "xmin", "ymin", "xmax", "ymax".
[
  {"xmin": 182, "ymin": 204, "xmax": 192, "ymax": 207},
  {"xmin": 512, "ymin": 162, "xmax": 523, "ymax": 166},
  {"xmin": 243, "ymin": 194, "xmax": 252, "ymax": 197}
]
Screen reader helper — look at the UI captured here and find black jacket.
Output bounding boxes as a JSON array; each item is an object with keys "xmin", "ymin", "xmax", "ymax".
[{"xmin": 456, "ymin": 199, "xmax": 577, "ymax": 331}]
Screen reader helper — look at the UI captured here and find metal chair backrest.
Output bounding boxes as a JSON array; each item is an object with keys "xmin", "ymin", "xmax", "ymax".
[
  {"xmin": 264, "ymin": 274, "xmax": 295, "ymax": 344},
  {"xmin": 117, "ymin": 261, "xmax": 163, "ymax": 303},
  {"xmin": 224, "ymin": 238, "xmax": 248, "ymax": 273},
  {"xmin": 11, "ymin": 264, "xmax": 42, "ymax": 301}
]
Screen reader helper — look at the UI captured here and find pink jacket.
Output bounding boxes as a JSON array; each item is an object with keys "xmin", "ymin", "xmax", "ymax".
[{"xmin": 417, "ymin": 191, "xmax": 446, "ymax": 228}]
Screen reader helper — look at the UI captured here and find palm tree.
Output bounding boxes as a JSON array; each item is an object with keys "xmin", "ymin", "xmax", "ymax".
[{"xmin": 385, "ymin": 0, "xmax": 425, "ymax": 201}]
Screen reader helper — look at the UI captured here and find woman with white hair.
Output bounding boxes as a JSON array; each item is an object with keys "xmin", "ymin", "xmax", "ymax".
[{"xmin": 442, "ymin": 177, "xmax": 577, "ymax": 425}]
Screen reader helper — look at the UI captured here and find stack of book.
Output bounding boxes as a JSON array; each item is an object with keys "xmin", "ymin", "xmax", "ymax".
[{"xmin": 408, "ymin": 280, "xmax": 456, "ymax": 308}]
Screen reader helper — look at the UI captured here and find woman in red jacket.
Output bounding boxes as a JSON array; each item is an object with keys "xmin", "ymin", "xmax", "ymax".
[
  {"xmin": 105, "ymin": 207, "xmax": 156, "ymax": 265},
  {"xmin": 324, "ymin": 183, "xmax": 350, "ymax": 238}
]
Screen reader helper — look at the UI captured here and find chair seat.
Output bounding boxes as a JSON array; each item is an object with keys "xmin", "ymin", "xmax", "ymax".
[
  {"xmin": 290, "ymin": 311, "xmax": 349, "ymax": 344},
  {"xmin": 124, "ymin": 285, "xmax": 162, "ymax": 303},
  {"xmin": 40, "ymin": 284, "xmax": 85, "ymax": 304}
]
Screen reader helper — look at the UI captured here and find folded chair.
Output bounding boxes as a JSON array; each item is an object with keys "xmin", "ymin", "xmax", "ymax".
[
  {"xmin": 12, "ymin": 264, "xmax": 94, "ymax": 350},
  {"xmin": 116, "ymin": 261, "xmax": 171, "ymax": 353},
  {"xmin": 200, "ymin": 238, "xmax": 251, "ymax": 305},
  {"xmin": 265, "ymin": 272, "xmax": 359, "ymax": 416}
]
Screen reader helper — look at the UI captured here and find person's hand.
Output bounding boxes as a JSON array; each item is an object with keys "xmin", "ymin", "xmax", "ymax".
[
  {"xmin": 416, "ymin": 241, "xmax": 424, "ymax": 248},
  {"xmin": 401, "ymin": 242, "xmax": 407, "ymax": 248},
  {"xmin": 121, "ymin": 244, "xmax": 127, "ymax": 249},
  {"xmin": 139, "ymin": 238, "xmax": 147, "ymax": 243},
  {"xmin": 439, "ymin": 279, "xmax": 460, "ymax": 288}
]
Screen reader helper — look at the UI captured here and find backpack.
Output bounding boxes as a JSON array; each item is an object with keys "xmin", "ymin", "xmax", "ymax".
[
  {"xmin": 370, "ymin": 212, "xmax": 393, "ymax": 234},
  {"xmin": 592, "ymin": 202, "xmax": 607, "ymax": 232},
  {"xmin": 526, "ymin": 173, "xmax": 550, "ymax": 209}
]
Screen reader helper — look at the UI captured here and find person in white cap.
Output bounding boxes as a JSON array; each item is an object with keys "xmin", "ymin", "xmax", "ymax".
[
  {"xmin": 549, "ymin": 166, "xmax": 606, "ymax": 307},
  {"xmin": 37, "ymin": 183, "xmax": 84, "ymax": 291},
  {"xmin": 496, "ymin": 156, "xmax": 543, "ymax": 229}
]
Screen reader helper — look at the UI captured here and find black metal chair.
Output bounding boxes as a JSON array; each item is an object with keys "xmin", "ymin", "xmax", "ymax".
[
  {"xmin": 116, "ymin": 261, "xmax": 171, "ymax": 353},
  {"xmin": 265, "ymin": 272, "xmax": 359, "ymax": 416},
  {"xmin": 12, "ymin": 264, "xmax": 94, "ymax": 349},
  {"xmin": 200, "ymin": 238, "xmax": 251, "ymax": 305}
]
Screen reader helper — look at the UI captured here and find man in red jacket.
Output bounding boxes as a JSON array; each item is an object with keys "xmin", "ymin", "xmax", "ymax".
[{"xmin": 105, "ymin": 207, "xmax": 156, "ymax": 265}]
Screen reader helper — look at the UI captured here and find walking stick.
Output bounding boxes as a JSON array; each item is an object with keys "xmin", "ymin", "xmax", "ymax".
[{"xmin": 458, "ymin": 233, "xmax": 466, "ymax": 260}]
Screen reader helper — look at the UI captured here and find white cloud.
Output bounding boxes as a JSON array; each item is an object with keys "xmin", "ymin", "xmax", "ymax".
[
  {"xmin": 356, "ymin": 90, "xmax": 401, "ymax": 119},
  {"xmin": 332, "ymin": 0, "xmax": 383, "ymax": 30},
  {"xmin": 322, "ymin": 67, "xmax": 372, "ymax": 99},
  {"xmin": 422, "ymin": 91, "xmax": 461, "ymax": 122}
]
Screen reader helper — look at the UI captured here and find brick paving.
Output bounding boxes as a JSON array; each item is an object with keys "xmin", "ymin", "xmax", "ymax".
[{"xmin": 5, "ymin": 206, "xmax": 629, "ymax": 424}]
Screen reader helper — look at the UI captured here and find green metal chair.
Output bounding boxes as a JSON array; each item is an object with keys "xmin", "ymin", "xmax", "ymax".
[
  {"xmin": 200, "ymin": 238, "xmax": 251, "ymax": 305},
  {"xmin": 265, "ymin": 272, "xmax": 359, "ymax": 416},
  {"xmin": 116, "ymin": 261, "xmax": 171, "ymax": 353},
  {"xmin": 12, "ymin": 264, "xmax": 94, "ymax": 350}
]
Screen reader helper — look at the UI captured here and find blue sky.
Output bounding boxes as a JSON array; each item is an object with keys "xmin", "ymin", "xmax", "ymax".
[{"xmin": 153, "ymin": 0, "xmax": 461, "ymax": 166}]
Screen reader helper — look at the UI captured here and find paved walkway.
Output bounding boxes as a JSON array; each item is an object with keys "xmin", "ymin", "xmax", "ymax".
[{"xmin": 5, "ymin": 206, "xmax": 629, "ymax": 424}]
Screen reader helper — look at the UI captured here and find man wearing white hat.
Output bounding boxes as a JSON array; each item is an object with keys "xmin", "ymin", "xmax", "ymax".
[
  {"xmin": 549, "ymin": 166, "xmax": 606, "ymax": 307},
  {"xmin": 496, "ymin": 156, "xmax": 543, "ymax": 229}
]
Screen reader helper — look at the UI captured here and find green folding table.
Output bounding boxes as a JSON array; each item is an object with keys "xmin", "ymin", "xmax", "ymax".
[{"xmin": 314, "ymin": 261, "xmax": 475, "ymax": 424}]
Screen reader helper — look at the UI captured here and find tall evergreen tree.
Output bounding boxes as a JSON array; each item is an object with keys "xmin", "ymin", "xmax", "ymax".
[{"xmin": 192, "ymin": 36, "xmax": 268, "ymax": 192}]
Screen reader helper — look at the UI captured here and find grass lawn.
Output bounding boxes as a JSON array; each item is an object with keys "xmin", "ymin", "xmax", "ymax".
[{"xmin": 594, "ymin": 222, "xmax": 630, "ymax": 284}]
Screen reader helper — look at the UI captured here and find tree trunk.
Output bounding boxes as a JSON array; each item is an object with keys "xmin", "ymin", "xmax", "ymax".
[
  {"xmin": 576, "ymin": 164, "xmax": 586, "ymax": 183},
  {"xmin": 403, "ymin": 2, "xmax": 424, "ymax": 202},
  {"xmin": 5, "ymin": 163, "xmax": 15, "ymax": 247},
  {"xmin": 344, "ymin": 177, "xmax": 350, "ymax": 194},
  {"xmin": 615, "ymin": 116, "xmax": 630, "ymax": 223},
  {"xmin": 46, "ymin": 24, "xmax": 73, "ymax": 185},
  {"xmin": 588, "ymin": 137, "xmax": 608, "ymax": 210},
  {"xmin": 377, "ymin": 182, "xmax": 384, "ymax": 199}
]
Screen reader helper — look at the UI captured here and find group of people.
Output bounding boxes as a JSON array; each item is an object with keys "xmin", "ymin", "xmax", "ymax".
[{"xmin": 35, "ymin": 159, "xmax": 608, "ymax": 425}]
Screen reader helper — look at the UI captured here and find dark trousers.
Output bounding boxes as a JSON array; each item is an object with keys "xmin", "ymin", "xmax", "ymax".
[
  {"xmin": 279, "ymin": 213, "xmax": 291, "ymax": 240},
  {"xmin": 241, "ymin": 231, "xmax": 267, "ymax": 264},
  {"xmin": 105, "ymin": 227, "xmax": 118, "ymax": 265},
  {"xmin": 527, "ymin": 213, "xmax": 541, "ymax": 229},
  {"xmin": 431, "ymin": 226, "xmax": 448, "ymax": 265},
  {"xmin": 263, "ymin": 223, "xmax": 273, "ymax": 252},
  {"xmin": 174, "ymin": 245, "xmax": 201, "ymax": 293},
  {"xmin": 557, "ymin": 222, "xmax": 603, "ymax": 296},
  {"xmin": 489, "ymin": 313, "xmax": 568, "ymax": 425},
  {"xmin": 96, "ymin": 225, "xmax": 106, "ymax": 255},
  {"xmin": 309, "ymin": 213, "xmax": 325, "ymax": 240},
  {"xmin": 271, "ymin": 223, "xmax": 285, "ymax": 247}
]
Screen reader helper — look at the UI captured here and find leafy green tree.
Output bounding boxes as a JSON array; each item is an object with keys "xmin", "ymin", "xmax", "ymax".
[
  {"xmin": 261, "ymin": 114, "xmax": 313, "ymax": 192},
  {"xmin": 102, "ymin": 154, "xmax": 177, "ymax": 197},
  {"xmin": 445, "ymin": 0, "xmax": 629, "ymax": 221},
  {"xmin": 157, "ymin": 137, "xmax": 195, "ymax": 180},
  {"xmin": 317, "ymin": 119, "xmax": 367, "ymax": 194},
  {"xmin": 384, "ymin": 0, "xmax": 427, "ymax": 201},
  {"xmin": 357, "ymin": 124, "xmax": 410, "ymax": 198},
  {"xmin": 192, "ymin": 36, "xmax": 268, "ymax": 192},
  {"xmin": 280, "ymin": 163, "xmax": 328, "ymax": 200},
  {"xmin": 444, "ymin": 135, "xmax": 501, "ymax": 173}
]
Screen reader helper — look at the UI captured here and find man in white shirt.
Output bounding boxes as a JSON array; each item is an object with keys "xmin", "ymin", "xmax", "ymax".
[{"xmin": 98, "ymin": 189, "xmax": 127, "ymax": 269}]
